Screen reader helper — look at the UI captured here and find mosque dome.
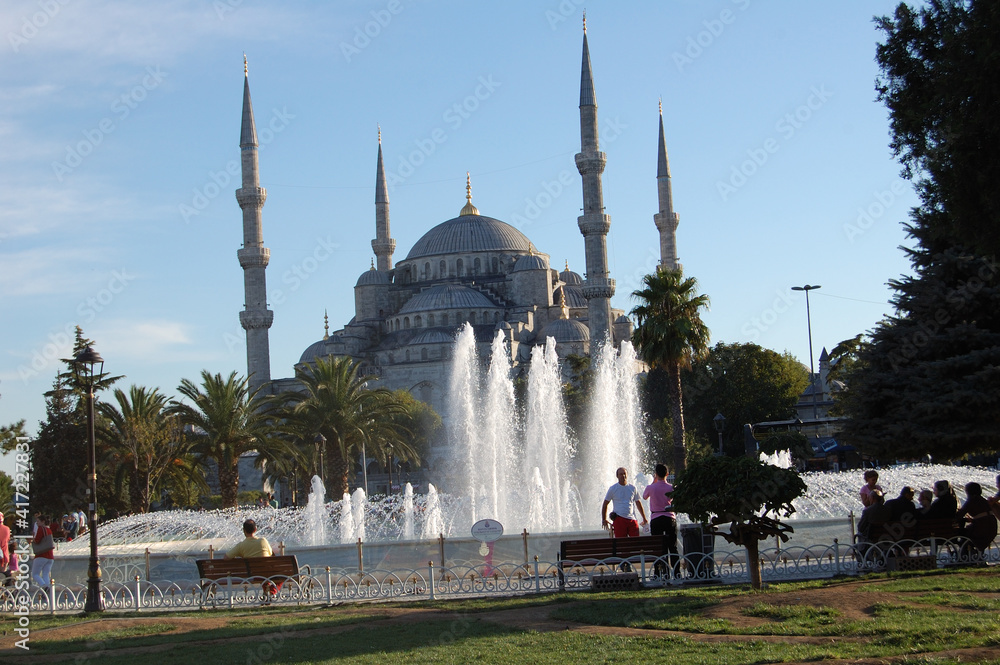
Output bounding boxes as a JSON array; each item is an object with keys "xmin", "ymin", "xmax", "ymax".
[
  {"xmin": 397, "ymin": 283, "xmax": 496, "ymax": 314},
  {"xmin": 355, "ymin": 267, "xmax": 391, "ymax": 287},
  {"xmin": 557, "ymin": 285, "xmax": 588, "ymax": 309},
  {"xmin": 560, "ymin": 267, "xmax": 583, "ymax": 285},
  {"xmin": 405, "ymin": 214, "xmax": 533, "ymax": 260},
  {"xmin": 512, "ymin": 254, "xmax": 549, "ymax": 272},
  {"xmin": 615, "ymin": 314, "xmax": 631, "ymax": 324},
  {"xmin": 298, "ymin": 336, "xmax": 341, "ymax": 365},
  {"xmin": 538, "ymin": 317, "xmax": 590, "ymax": 343},
  {"xmin": 407, "ymin": 330, "xmax": 455, "ymax": 346}
]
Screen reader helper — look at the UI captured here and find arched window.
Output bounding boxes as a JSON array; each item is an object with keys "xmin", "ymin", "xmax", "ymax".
[
  {"xmin": 440, "ymin": 260, "xmax": 446, "ymax": 278},
  {"xmin": 474, "ymin": 258, "xmax": 481, "ymax": 274},
  {"xmin": 491, "ymin": 257, "xmax": 498, "ymax": 273},
  {"xmin": 404, "ymin": 317, "xmax": 410, "ymax": 329},
  {"xmin": 428, "ymin": 313, "xmax": 435, "ymax": 326},
  {"xmin": 441, "ymin": 313, "xmax": 448, "ymax": 326},
  {"xmin": 421, "ymin": 348, "xmax": 428, "ymax": 361},
  {"xmin": 456, "ymin": 259, "xmax": 464, "ymax": 276},
  {"xmin": 424, "ymin": 262, "xmax": 431, "ymax": 279},
  {"xmin": 415, "ymin": 315, "xmax": 422, "ymax": 328},
  {"xmin": 493, "ymin": 311, "xmax": 500, "ymax": 323},
  {"xmin": 469, "ymin": 311, "xmax": 476, "ymax": 324}
]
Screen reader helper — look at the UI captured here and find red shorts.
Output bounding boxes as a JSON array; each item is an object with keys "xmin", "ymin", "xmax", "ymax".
[{"xmin": 612, "ymin": 516, "xmax": 640, "ymax": 538}]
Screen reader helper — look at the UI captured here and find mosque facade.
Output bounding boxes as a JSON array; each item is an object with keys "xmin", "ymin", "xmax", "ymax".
[{"xmin": 236, "ymin": 27, "xmax": 681, "ymax": 429}]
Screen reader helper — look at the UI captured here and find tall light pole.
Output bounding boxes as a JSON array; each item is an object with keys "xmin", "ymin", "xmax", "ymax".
[
  {"xmin": 791, "ymin": 284, "xmax": 821, "ymax": 420},
  {"xmin": 73, "ymin": 346, "xmax": 105, "ymax": 613},
  {"xmin": 313, "ymin": 433, "xmax": 327, "ymax": 486}
]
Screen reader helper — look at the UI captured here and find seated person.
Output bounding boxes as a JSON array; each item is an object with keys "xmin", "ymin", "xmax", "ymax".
[
  {"xmin": 226, "ymin": 519, "xmax": 272, "ymax": 559},
  {"xmin": 917, "ymin": 489, "xmax": 934, "ymax": 515},
  {"xmin": 956, "ymin": 482, "xmax": 998, "ymax": 555},
  {"xmin": 860, "ymin": 470, "xmax": 883, "ymax": 508},
  {"xmin": 882, "ymin": 486, "xmax": 918, "ymax": 541},
  {"xmin": 922, "ymin": 480, "xmax": 958, "ymax": 521},
  {"xmin": 858, "ymin": 489, "xmax": 890, "ymax": 542}
]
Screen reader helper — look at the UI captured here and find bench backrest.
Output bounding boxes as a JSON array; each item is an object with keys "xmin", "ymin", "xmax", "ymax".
[
  {"xmin": 196, "ymin": 555, "xmax": 299, "ymax": 581},
  {"xmin": 560, "ymin": 535, "xmax": 671, "ymax": 563}
]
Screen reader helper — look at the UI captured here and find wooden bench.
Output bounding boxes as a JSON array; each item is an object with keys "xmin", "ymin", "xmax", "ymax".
[
  {"xmin": 857, "ymin": 518, "xmax": 972, "ymax": 570},
  {"xmin": 196, "ymin": 555, "xmax": 300, "ymax": 591},
  {"xmin": 559, "ymin": 535, "xmax": 677, "ymax": 588}
]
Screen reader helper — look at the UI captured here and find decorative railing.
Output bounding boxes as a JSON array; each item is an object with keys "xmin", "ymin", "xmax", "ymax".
[{"xmin": 3, "ymin": 537, "xmax": 996, "ymax": 614}]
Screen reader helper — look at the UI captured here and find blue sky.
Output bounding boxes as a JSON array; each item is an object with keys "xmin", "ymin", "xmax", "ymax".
[{"xmin": 0, "ymin": 0, "xmax": 918, "ymax": 476}]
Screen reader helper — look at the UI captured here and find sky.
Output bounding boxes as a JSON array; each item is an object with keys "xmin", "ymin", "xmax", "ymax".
[{"xmin": 0, "ymin": 0, "xmax": 920, "ymax": 477}]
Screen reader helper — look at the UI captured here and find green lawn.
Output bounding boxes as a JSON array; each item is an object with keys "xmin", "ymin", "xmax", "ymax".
[{"xmin": 4, "ymin": 568, "xmax": 1000, "ymax": 665}]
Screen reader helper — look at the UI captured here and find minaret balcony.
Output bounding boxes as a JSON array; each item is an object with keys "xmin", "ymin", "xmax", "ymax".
[
  {"xmin": 577, "ymin": 214, "xmax": 611, "ymax": 236},
  {"xmin": 582, "ymin": 278, "xmax": 615, "ymax": 300},
  {"xmin": 240, "ymin": 309, "xmax": 274, "ymax": 330},
  {"xmin": 574, "ymin": 152, "xmax": 607, "ymax": 175},
  {"xmin": 654, "ymin": 211, "xmax": 680, "ymax": 232},
  {"xmin": 236, "ymin": 186, "xmax": 267, "ymax": 208},
  {"xmin": 238, "ymin": 246, "xmax": 270, "ymax": 268},
  {"xmin": 371, "ymin": 238, "xmax": 396, "ymax": 254}
]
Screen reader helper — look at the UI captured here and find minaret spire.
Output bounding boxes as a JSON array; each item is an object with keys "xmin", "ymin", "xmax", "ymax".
[
  {"xmin": 575, "ymin": 19, "xmax": 615, "ymax": 344},
  {"xmin": 372, "ymin": 125, "xmax": 395, "ymax": 272},
  {"xmin": 236, "ymin": 56, "xmax": 273, "ymax": 394},
  {"xmin": 654, "ymin": 101, "xmax": 680, "ymax": 271},
  {"xmin": 460, "ymin": 172, "xmax": 479, "ymax": 215}
]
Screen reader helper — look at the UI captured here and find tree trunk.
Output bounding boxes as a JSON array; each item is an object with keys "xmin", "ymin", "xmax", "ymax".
[
  {"xmin": 667, "ymin": 361, "xmax": 687, "ymax": 473},
  {"xmin": 218, "ymin": 460, "xmax": 240, "ymax": 509},
  {"xmin": 746, "ymin": 538, "xmax": 762, "ymax": 590},
  {"xmin": 129, "ymin": 464, "xmax": 145, "ymax": 514},
  {"xmin": 325, "ymin": 443, "xmax": 350, "ymax": 499}
]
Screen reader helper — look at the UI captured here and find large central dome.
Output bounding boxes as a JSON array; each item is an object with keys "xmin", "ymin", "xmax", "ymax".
[{"xmin": 405, "ymin": 214, "xmax": 533, "ymax": 260}]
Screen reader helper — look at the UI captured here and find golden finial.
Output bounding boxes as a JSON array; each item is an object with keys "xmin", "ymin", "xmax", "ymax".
[
  {"xmin": 582, "ymin": 10, "xmax": 587, "ymax": 33},
  {"xmin": 460, "ymin": 171, "xmax": 479, "ymax": 215},
  {"xmin": 370, "ymin": 258, "xmax": 375, "ymax": 270},
  {"xmin": 377, "ymin": 124, "xmax": 381, "ymax": 145},
  {"xmin": 659, "ymin": 97, "xmax": 662, "ymax": 116},
  {"xmin": 323, "ymin": 310, "xmax": 329, "ymax": 340},
  {"xmin": 564, "ymin": 260, "xmax": 569, "ymax": 271},
  {"xmin": 559, "ymin": 287, "xmax": 569, "ymax": 318},
  {"xmin": 243, "ymin": 53, "xmax": 248, "ymax": 76}
]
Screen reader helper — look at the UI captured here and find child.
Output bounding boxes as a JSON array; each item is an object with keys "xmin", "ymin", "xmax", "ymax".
[{"xmin": 860, "ymin": 470, "xmax": 883, "ymax": 507}]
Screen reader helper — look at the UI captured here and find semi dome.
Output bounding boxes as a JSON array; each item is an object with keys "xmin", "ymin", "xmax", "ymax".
[
  {"xmin": 512, "ymin": 254, "xmax": 549, "ymax": 272},
  {"xmin": 298, "ymin": 336, "xmax": 341, "ymax": 365},
  {"xmin": 407, "ymin": 329, "xmax": 455, "ymax": 346},
  {"xmin": 405, "ymin": 214, "xmax": 533, "ymax": 260},
  {"xmin": 557, "ymin": 285, "xmax": 588, "ymax": 309},
  {"xmin": 355, "ymin": 267, "xmax": 391, "ymax": 287},
  {"xmin": 397, "ymin": 284, "xmax": 496, "ymax": 314},
  {"xmin": 560, "ymin": 268, "xmax": 583, "ymax": 285},
  {"xmin": 538, "ymin": 318, "xmax": 590, "ymax": 343}
]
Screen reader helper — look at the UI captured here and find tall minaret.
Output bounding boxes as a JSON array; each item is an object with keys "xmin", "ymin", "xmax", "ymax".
[
  {"xmin": 654, "ymin": 100, "xmax": 680, "ymax": 270},
  {"xmin": 372, "ymin": 126, "xmax": 395, "ymax": 272},
  {"xmin": 236, "ymin": 56, "xmax": 273, "ymax": 394},
  {"xmin": 575, "ymin": 15, "xmax": 615, "ymax": 344}
]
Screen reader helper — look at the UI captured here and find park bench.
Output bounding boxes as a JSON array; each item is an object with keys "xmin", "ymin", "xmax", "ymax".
[
  {"xmin": 558, "ymin": 535, "xmax": 678, "ymax": 589},
  {"xmin": 857, "ymin": 518, "xmax": 971, "ymax": 570},
  {"xmin": 196, "ymin": 555, "xmax": 301, "ymax": 597}
]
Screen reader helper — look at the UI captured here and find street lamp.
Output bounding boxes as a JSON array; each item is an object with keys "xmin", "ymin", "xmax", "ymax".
[
  {"xmin": 72, "ymin": 346, "xmax": 104, "ymax": 613},
  {"xmin": 713, "ymin": 412, "xmax": 726, "ymax": 456},
  {"xmin": 313, "ymin": 433, "xmax": 327, "ymax": 486},
  {"xmin": 791, "ymin": 284, "xmax": 822, "ymax": 420}
]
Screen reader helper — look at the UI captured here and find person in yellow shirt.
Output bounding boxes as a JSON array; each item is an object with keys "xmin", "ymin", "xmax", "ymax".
[{"xmin": 225, "ymin": 519, "xmax": 272, "ymax": 559}]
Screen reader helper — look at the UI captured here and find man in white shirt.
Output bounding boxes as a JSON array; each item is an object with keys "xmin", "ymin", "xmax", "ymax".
[{"xmin": 601, "ymin": 467, "xmax": 648, "ymax": 537}]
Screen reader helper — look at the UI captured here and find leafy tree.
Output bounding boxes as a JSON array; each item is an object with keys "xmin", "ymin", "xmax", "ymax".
[
  {"xmin": 630, "ymin": 267, "xmax": 710, "ymax": 472},
  {"xmin": 98, "ymin": 385, "xmax": 204, "ymax": 514},
  {"xmin": 672, "ymin": 456, "xmax": 806, "ymax": 590},
  {"xmin": 0, "ymin": 471, "xmax": 13, "ymax": 517},
  {"xmin": 682, "ymin": 342, "xmax": 809, "ymax": 456},
  {"xmin": 876, "ymin": 0, "xmax": 1000, "ymax": 258},
  {"xmin": 0, "ymin": 420, "xmax": 28, "ymax": 455},
  {"xmin": 270, "ymin": 357, "xmax": 416, "ymax": 498},
  {"xmin": 170, "ymin": 371, "xmax": 286, "ymax": 509}
]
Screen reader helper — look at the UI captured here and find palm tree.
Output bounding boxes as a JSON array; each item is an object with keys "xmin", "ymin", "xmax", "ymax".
[
  {"xmin": 98, "ymin": 385, "xmax": 204, "ymax": 513},
  {"xmin": 170, "ymin": 371, "xmax": 289, "ymax": 509},
  {"xmin": 631, "ymin": 267, "xmax": 710, "ymax": 472},
  {"xmin": 272, "ymin": 357, "xmax": 418, "ymax": 498}
]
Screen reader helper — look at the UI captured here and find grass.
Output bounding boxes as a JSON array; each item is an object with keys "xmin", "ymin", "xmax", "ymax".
[{"xmin": 5, "ymin": 568, "xmax": 1000, "ymax": 664}]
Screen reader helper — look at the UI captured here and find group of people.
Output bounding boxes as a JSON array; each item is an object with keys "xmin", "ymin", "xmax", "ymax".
[
  {"xmin": 56, "ymin": 511, "xmax": 89, "ymax": 542},
  {"xmin": 600, "ymin": 464, "xmax": 680, "ymax": 577},
  {"xmin": 858, "ymin": 470, "xmax": 1000, "ymax": 554}
]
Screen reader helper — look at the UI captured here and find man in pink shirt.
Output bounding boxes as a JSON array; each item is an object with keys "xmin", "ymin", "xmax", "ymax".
[{"xmin": 642, "ymin": 464, "xmax": 679, "ymax": 579}]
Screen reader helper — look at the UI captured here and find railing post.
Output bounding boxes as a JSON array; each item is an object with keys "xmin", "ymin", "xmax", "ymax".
[
  {"xmin": 279, "ymin": 541, "xmax": 286, "ymax": 556},
  {"xmin": 145, "ymin": 548, "xmax": 151, "ymax": 581},
  {"xmin": 640, "ymin": 553, "xmax": 646, "ymax": 582},
  {"xmin": 357, "ymin": 538, "xmax": 364, "ymax": 573},
  {"xmin": 834, "ymin": 538, "xmax": 841, "ymax": 575},
  {"xmin": 326, "ymin": 566, "xmax": 333, "ymax": 604},
  {"xmin": 438, "ymin": 533, "xmax": 445, "ymax": 569},
  {"xmin": 428, "ymin": 561, "xmax": 436, "ymax": 601},
  {"xmin": 49, "ymin": 578, "xmax": 55, "ymax": 615},
  {"xmin": 533, "ymin": 555, "xmax": 540, "ymax": 593},
  {"xmin": 208, "ymin": 544, "xmax": 214, "ymax": 560},
  {"xmin": 135, "ymin": 575, "xmax": 142, "ymax": 612},
  {"xmin": 227, "ymin": 573, "xmax": 233, "ymax": 609},
  {"xmin": 522, "ymin": 528, "xmax": 529, "ymax": 564},
  {"xmin": 848, "ymin": 512, "xmax": 856, "ymax": 547}
]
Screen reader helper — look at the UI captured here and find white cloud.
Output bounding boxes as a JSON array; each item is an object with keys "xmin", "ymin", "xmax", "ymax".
[{"xmin": 89, "ymin": 319, "xmax": 195, "ymax": 360}]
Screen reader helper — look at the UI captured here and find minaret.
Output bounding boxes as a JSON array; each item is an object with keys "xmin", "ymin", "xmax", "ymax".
[
  {"xmin": 575, "ymin": 15, "xmax": 615, "ymax": 344},
  {"xmin": 372, "ymin": 126, "xmax": 395, "ymax": 272},
  {"xmin": 236, "ymin": 56, "xmax": 273, "ymax": 394},
  {"xmin": 654, "ymin": 100, "xmax": 680, "ymax": 270}
]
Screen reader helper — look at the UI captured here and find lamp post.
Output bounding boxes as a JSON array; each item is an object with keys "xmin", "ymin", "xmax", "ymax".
[
  {"xmin": 73, "ymin": 346, "xmax": 105, "ymax": 613},
  {"xmin": 713, "ymin": 412, "xmax": 726, "ymax": 456},
  {"xmin": 791, "ymin": 284, "xmax": 822, "ymax": 420},
  {"xmin": 313, "ymin": 433, "xmax": 327, "ymax": 486}
]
